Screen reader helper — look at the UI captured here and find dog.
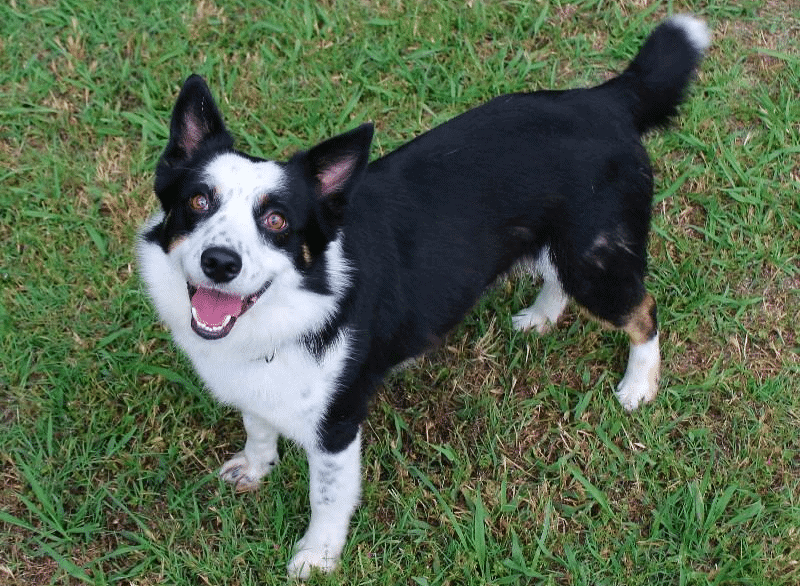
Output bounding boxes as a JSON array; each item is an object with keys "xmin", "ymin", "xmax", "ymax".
[{"xmin": 137, "ymin": 15, "xmax": 710, "ymax": 577}]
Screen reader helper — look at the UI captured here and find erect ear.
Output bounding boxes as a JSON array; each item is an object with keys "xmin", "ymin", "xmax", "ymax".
[
  {"xmin": 160, "ymin": 74, "xmax": 233, "ymax": 166},
  {"xmin": 304, "ymin": 123, "xmax": 374, "ymax": 201}
]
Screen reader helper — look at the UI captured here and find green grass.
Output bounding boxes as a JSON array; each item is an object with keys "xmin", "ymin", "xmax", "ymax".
[{"xmin": 1, "ymin": 0, "xmax": 798, "ymax": 584}]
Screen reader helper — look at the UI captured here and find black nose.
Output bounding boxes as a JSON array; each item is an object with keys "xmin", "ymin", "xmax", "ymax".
[{"xmin": 200, "ymin": 247, "xmax": 242, "ymax": 283}]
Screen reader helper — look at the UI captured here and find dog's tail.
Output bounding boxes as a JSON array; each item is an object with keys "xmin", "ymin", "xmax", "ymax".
[{"xmin": 606, "ymin": 15, "xmax": 711, "ymax": 134}]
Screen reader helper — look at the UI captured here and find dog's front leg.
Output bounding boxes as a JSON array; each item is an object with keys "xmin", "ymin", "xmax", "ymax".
[
  {"xmin": 219, "ymin": 412, "xmax": 280, "ymax": 491},
  {"xmin": 288, "ymin": 430, "xmax": 361, "ymax": 578}
]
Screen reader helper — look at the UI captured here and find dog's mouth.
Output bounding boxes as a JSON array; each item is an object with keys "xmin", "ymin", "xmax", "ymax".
[{"xmin": 187, "ymin": 281, "xmax": 271, "ymax": 340}]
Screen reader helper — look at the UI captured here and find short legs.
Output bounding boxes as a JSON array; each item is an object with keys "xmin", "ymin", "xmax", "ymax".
[
  {"xmin": 220, "ymin": 412, "xmax": 362, "ymax": 578},
  {"xmin": 512, "ymin": 247, "xmax": 661, "ymax": 409},
  {"xmin": 615, "ymin": 293, "xmax": 660, "ymax": 410},
  {"xmin": 512, "ymin": 250, "xmax": 570, "ymax": 334},
  {"xmin": 287, "ymin": 433, "xmax": 362, "ymax": 578}
]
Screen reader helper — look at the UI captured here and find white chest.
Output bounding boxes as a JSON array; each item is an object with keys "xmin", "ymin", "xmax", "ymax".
[{"xmin": 184, "ymin": 334, "xmax": 350, "ymax": 449}]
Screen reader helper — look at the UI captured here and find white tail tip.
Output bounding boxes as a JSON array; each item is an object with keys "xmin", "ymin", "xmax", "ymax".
[{"xmin": 668, "ymin": 14, "xmax": 712, "ymax": 53}]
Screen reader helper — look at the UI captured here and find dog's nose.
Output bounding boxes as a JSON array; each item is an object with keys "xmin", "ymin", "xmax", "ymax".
[{"xmin": 200, "ymin": 247, "xmax": 242, "ymax": 283}]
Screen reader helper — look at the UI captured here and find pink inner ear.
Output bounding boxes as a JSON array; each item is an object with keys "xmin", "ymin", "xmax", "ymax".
[
  {"xmin": 180, "ymin": 111, "xmax": 207, "ymax": 158},
  {"xmin": 318, "ymin": 156, "xmax": 356, "ymax": 197}
]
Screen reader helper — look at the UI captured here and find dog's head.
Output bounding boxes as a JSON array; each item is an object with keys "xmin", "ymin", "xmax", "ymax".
[{"xmin": 145, "ymin": 75, "xmax": 373, "ymax": 341}]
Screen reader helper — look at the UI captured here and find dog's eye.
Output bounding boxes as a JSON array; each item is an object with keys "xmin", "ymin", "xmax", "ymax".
[
  {"xmin": 189, "ymin": 194, "xmax": 211, "ymax": 212},
  {"xmin": 263, "ymin": 211, "xmax": 287, "ymax": 232}
]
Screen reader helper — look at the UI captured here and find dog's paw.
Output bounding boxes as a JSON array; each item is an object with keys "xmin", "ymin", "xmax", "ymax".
[
  {"xmin": 513, "ymin": 280, "xmax": 568, "ymax": 335},
  {"xmin": 615, "ymin": 368, "xmax": 659, "ymax": 411},
  {"xmin": 287, "ymin": 538, "xmax": 340, "ymax": 579},
  {"xmin": 616, "ymin": 336, "xmax": 660, "ymax": 411},
  {"xmin": 219, "ymin": 452, "xmax": 278, "ymax": 492},
  {"xmin": 512, "ymin": 307, "xmax": 555, "ymax": 334}
]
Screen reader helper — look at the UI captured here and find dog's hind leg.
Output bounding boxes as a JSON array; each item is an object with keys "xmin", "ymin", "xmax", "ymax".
[
  {"xmin": 615, "ymin": 292, "xmax": 660, "ymax": 411},
  {"xmin": 512, "ymin": 246, "xmax": 570, "ymax": 334},
  {"xmin": 575, "ymin": 284, "xmax": 660, "ymax": 411},
  {"xmin": 552, "ymin": 227, "xmax": 660, "ymax": 410},
  {"xmin": 219, "ymin": 412, "xmax": 280, "ymax": 491}
]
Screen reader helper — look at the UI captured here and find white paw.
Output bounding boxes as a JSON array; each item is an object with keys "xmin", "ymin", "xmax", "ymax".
[
  {"xmin": 219, "ymin": 451, "xmax": 278, "ymax": 492},
  {"xmin": 616, "ymin": 335, "xmax": 660, "ymax": 411},
  {"xmin": 512, "ymin": 279, "xmax": 569, "ymax": 335},
  {"xmin": 615, "ymin": 374, "xmax": 658, "ymax": 411},
  {"xmin": 287, "ymin": 537, "xmax": 340, "ymax": 579},
  {"xmin": 512, "ymin": 307, "xmax": 555, "ymax": 334}
]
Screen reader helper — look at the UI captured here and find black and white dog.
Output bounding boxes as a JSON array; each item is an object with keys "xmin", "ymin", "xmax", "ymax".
[{"xmin": 138, "ymin": 16, "xmax": 709, "ymax": 577}]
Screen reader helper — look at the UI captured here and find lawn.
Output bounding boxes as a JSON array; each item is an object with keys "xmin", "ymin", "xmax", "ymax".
[{"xmin": 1, "ymin": 0, "xmax": 798, "ymax": 584}]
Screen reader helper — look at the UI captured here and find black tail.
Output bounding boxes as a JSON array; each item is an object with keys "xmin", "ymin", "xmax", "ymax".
[{"xmin": 608, "ymin": 15, "xmax": 711, "ymax": 134}]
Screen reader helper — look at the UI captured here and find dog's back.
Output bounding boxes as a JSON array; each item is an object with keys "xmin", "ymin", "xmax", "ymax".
[{"xmin": 340, "ymin": 16, "xmax": 710, "ymax": 376}]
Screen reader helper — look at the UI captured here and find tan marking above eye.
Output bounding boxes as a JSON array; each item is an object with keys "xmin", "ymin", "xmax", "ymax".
[{"xmin": 167, "ymin": 234, "xmax": 187, "ymax": 252}]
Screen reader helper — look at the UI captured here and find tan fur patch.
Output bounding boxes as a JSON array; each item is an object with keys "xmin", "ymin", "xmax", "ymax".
[
  {"xmin": 623, "ymin": 293, "xmax": 658, "ymax": 345},
  {"xmin": 168, "ymin": 234, "xmax": 187, "ymax": 252},
  {"xmin": 577, "ymin": 292, "xmax": 658, "ymax": 345},
  {"xmin": 302, "ymin": 242, "xmax": 313, "ymax": 266}
]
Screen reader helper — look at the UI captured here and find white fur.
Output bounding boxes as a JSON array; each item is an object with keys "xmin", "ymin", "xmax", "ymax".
[
  {"xmin": 512, "ymin": 247, "xmax": 570, "ymax": 334},
  {"xmin": 184, "ymin": 155, "xmax": 292, "ymax": 297},
  {"xmin": 616, "ymin": 334, "xmax": 660, "ymax": 411},
  {"xmin": 137, "ymin": 152, "xmax": 358, "ymax": 577},
  {"xmin": 138, "ymin": 153, "xmax": 351, "ymax": 364},
  {"xmin": 668, "ymin": 14, "xmax": 711, "ymax": 53},
  {"xmin": 288, "ymin": 433, "xmax": 362, "ymax": 578}
]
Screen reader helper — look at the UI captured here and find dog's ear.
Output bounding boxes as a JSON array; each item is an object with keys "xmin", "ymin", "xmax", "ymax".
[
  {"xmin": 300, "ymin": 123, "xmax": 373, "ymax": 228},
  {"xmin": 305, "ymin": 123, "xmax": 374, "ymax": 198},
  {"xmin": 161, "ymin": 74, "xmax": 233, "ymax": 166}
]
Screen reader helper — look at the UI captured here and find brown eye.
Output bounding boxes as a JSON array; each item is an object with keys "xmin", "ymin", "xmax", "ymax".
[
  {"xmin": 190, "ymin": 194, "xmax": 210, "ymax": 212},
  {"xmin": 263, "ymin": 211, "xmax": 287, "ymax": 232}
]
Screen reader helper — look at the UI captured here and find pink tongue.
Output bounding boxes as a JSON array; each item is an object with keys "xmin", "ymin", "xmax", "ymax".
[{"xmin": 191, "ymin": 286, "xmax": 243, "ymax": 326}]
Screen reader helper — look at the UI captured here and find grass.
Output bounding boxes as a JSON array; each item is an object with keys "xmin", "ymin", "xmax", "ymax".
[{"xmin": 1, "ymin": 0, "xmax": 798, "ymax": 584}]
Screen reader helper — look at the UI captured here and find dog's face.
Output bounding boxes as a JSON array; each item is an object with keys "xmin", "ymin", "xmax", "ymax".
[{"xmin": 143, "ymin": 75, "xmax": 373, "ymax": 342}]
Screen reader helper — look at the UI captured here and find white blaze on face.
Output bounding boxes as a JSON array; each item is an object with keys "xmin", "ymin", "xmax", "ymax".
[
  {"xmin": 204, "ymin": 153, "xmax": 286, "ymax": 200},
  {"xmin": 177, "ymin": 153, "xmax": 289, "ymax": 295}
]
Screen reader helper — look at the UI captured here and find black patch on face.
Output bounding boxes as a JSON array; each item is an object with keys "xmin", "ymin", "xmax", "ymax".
[
  {"xmin": 142, "ymin": 220, "xmax": 164, "ymax": 245},
  {"xmin": 250, "ymin": 173, "xmax": 343, "ymax": 297},
  {"xmin": 151, "ymin": 177, "xmax": 219, "ymax": 253}
]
